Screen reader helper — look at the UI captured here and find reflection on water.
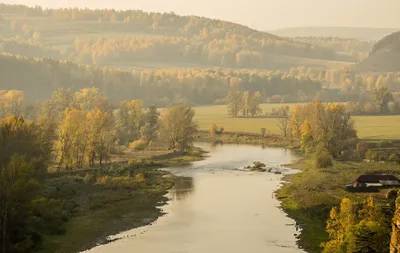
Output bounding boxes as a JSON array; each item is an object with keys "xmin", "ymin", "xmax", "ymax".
[
  {"xmin": 84, "ymin": 142, "xmax": 305, "ymax": 253},
  {"xmin": 170, "ymin": 176, "xmax": 194, "ymax": 201}
]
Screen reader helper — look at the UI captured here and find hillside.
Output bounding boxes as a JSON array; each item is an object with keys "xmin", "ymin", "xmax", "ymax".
[
  {"xmin": 270, "ymin": 27, "xmax": 398, "ymax": 41},
  {"xmin": 0, "ymin": 4, "xmax": 351, "ymax": 70},
  {"xmin": 356, "ymin": 31, "xmax": 400, "ymax": 72}
]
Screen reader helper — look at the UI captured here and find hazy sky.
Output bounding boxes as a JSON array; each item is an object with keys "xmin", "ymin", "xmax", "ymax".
[{"xmin": 3, "ymin": 0, "xmax": 400, "ymax": 30}]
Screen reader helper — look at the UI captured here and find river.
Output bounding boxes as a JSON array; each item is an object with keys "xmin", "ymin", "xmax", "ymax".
[{"xmin": 84, "ymin": 143, "xmax": 306, "ymax": 253}]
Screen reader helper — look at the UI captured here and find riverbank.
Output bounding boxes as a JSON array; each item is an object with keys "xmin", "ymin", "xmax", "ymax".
[
  {"xmin": 195, "ymin": 130, "xmax": 300, "ymax": 149},
  {"xmin": 38, "ymin": 150, "xmax": 206, "ymax": 253},
  {"xmin": 200, "ymin": 130, "xmax": 400, "ymax": 252},
  {"xmin": 277, "ymin": 151, "xmax": 400, "ymax": 252}
]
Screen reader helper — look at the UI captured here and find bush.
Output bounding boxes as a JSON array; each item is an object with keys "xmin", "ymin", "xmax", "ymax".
[
  {"xmin": 129, "ymin": 139, "xmax": 147, "ymax": 151},
  {"xmin": 83, "ymin": 173, "xmax": 95, "ymax": 184},
  {"xmin": 365, "ymin": 149, "xmax": 378, "ymax": 161},
  {"xmin": 234, "ymin": 133, "xmax": 240, "ymax": 143},
  {"xmin": 314, "ymin": 149, "xmax": 333, "ymax": 168},
  {"xmin": 134, "ymin": 173, "xmax": 145, "ymax": 183},
  {"xmin": 387, "ymin": 189, "xmax": 398, "ymax": 199},
  {"xmin": 389, "ymin": 153, "xmax": 399, "ymax": 163},
  {"xmin": 356, "ymin": 141, "xmax": 369, "ymax": 159},
  {"xmin": 260, "ymin": 128, "xmax": 266, "ymax": 137}
]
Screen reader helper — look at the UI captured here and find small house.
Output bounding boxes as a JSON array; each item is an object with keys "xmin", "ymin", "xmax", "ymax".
[{"xmin": 346, "ymin": 174, "xmax": 400, "ymax": 192}]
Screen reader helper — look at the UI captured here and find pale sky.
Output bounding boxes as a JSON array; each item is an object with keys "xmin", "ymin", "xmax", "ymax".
[{"xmin": 3, "ymin": 0, "xmax": 400, "ymax": 30}]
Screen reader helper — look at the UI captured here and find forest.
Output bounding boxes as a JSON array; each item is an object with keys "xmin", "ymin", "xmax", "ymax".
[{"xmin": 0, "ymin": 53, "xmax": 323, "ymax": 105}]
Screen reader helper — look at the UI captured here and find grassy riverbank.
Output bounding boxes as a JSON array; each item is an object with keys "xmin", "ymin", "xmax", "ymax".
[
  {"xmin": 277, "ymin": 150, "xmax": 400, "ymax": 252},
  {"xmin": 38, "ymin": 150, "xmax": 205, "ymax": 253}
]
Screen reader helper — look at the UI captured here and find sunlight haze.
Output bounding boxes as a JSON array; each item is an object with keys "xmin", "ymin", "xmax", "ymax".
[{"xmin": 3, "ymin": 0, "xmax": 400, "ymax": 30}]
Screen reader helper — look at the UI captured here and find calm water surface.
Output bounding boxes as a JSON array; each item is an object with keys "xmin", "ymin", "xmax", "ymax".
[{"xmin": 84, "ymin": 143, "xmax": 306, "ymax": 253}]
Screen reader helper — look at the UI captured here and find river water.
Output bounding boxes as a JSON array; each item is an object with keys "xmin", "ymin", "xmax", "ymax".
[{"xmin": 84, "ymin": 143, "xmax": 306, "ymax": 253}]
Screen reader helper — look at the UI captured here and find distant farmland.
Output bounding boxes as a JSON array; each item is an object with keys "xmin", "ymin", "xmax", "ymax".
[{"xmin": 193, "ymin": 104, "xmax": 400, "ymax": 140}]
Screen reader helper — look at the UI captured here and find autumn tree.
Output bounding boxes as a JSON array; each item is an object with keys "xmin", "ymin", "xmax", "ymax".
[
  {"xmin": 241, "ymin": 91, "xmax": 251, "ymax": 116},
  {"xmin": 0, "ymin": 90, "xmax": 25, "ymax": 118},
  {"xmin": 227, "ymin": 90, "xmax": 242, "ymax": 117},
  {"xmin": 289, "ymin": 104, "xmax": 312, "ymax": 138},
  {"xmin": 55, "ymin": 108, "xmax": 88, "ymax": 170},
  {"xmin": 140, "ymin": 105, "xmax": 160, "ymax": 146},
  {"xmin": 86, "ymin": 109, "xmax": 116, "ymax": 165},
  {"xmin": 249, "ymin": 91, "xmax": 262, "ymax": 116},
  {"xmin": 74, "ymin": 87, "xmax": 108, "ymax": 112},
  {"xmin": 371, "ymin": 87, "xmax": 393, "ymax": 114},
  {"xmin": 115, "ymin": 100, "xmax": 144, "ymax": 145},
  {"xmin": 323, "ymin": 196, "xmax": 389, "ymax": 253},
  {"xmin": 160, "ymin": 105, "xmax": 198, "ymax": 152},
  {"xmin": 300, "ymin": 120, "xmax": 313, "ymax": 153},
  {"xmin": 313, "ymin": 102, "xmax": 357, "ymax": 157},
  {"xmin": 276, "ymin": 106, "xmax": 290, "ymax": 138},
  {"xmin": 0, "ymin": 116, "xmax": 51, "ymax": 171},
  {"xmin": 356, "ymin": 141, "xmax": 369, "ymax": 159}
]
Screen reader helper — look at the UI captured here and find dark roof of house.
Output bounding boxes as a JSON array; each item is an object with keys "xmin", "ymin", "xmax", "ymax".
[{"xmin": 355, "ymin": 175, "xmax": 399, "ymax": 183}]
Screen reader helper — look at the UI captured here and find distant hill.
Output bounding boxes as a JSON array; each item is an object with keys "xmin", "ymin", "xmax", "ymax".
[
  {"xmin": 356, "ymin": 31, "xmax": 400, "ymax": 72},
  {"xmin": 270, "ymin": 27, "xmax": 398, "ymax": 41},
  {"xmin": 0, "ymin": 4, "xmax": 351, "ymax": 70}
]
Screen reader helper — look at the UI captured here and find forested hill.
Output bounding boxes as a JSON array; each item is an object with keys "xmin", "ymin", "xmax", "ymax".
[
  {"xmin": 356, "ymin": 31, "xmax": 400, "ymax": 72},
  {"xmin": 0, "ymin": 4, "xmax": 351, "ymax": 70},
  {"xmin": 0, "ymin": 53, "xmax": 322, "ymax": 105}
]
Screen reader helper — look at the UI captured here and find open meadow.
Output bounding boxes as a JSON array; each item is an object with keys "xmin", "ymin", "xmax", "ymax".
[{"xmin": 194, "ymin": 104, "xmax": 400, "ymax": 140}]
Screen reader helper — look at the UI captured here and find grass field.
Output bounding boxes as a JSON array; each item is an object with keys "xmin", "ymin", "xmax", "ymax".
[{"xmin": 194, "ymin": 104, "xmax": 400, "ymax": 140}]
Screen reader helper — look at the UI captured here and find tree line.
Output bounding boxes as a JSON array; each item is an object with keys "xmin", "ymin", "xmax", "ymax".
[
  {"xmin": 289, "ymin": 66, "xmax": 400, "ymax": 93},
  {"xmin": 69, "ymin": 33, "xmax": 337, "ymax": 69},
  {"xmin": 226, "ymin": 90, "xmax": 262, "ymax": 117},
  {"xmin": 0, "ymin": 53, "xmax": 323, "ymax": 105},
  {"xmin": 0, "ymin": 37, "xmax": 61, "ymax": 59},
  {"xmin": 0, "ymin": 87, "xmax": 198, "ymax": 252},
  {"xmin": 291, "ymin": 36, "xmax": 374, "ymax": 61},
  {"xmin": 271, "ymin": 101, "xmax": 357, "ymax": 167}
]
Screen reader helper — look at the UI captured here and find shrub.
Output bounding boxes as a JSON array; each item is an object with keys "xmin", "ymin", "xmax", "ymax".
[
  {"xmin": 365, "ymin": 149, "xmax": 378, "ymax": 161},
  {"xmin": 356, "ymin": 141, "xmax": 369, "ymax": 159},
  {"xmin": 234, "ymin": 133, "xmax": 240, "ymax": 143},
  {"xmin": 389, "ymin": 153, "xmax": 399, "ymax": 162},
  {"xmin": 260, "ymin": 128, "xmax": 266, "ymax": 137},
  {"xmin": 387, "ymin": 189, "xmax": 398, "ymax": 199},
  {"xmin": 314, "ymin": 149, "xmax": 333, "ymax": 168},
  {"xmin": 83, "ymin": 173, "xmax": 95, "ymax": 184},
  {"xmin": 134, "ymin": 173, "xmax": 145, "ymax": 183},
  {"xmin": 129, "ymin": 139, "xmax": 147, "ymax": 151}
]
